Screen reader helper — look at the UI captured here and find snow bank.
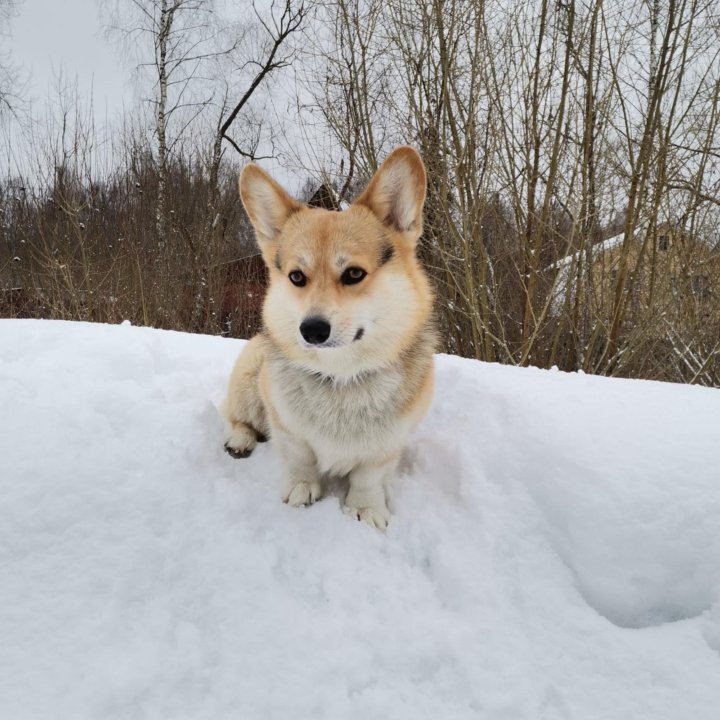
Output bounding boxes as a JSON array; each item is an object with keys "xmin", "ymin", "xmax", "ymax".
[{"xmin": 1, "ymin": 319, "xmax": 719, "ymax": 719}]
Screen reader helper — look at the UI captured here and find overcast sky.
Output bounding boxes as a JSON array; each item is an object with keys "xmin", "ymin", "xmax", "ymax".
[{"xmin": 8, "ymin": 0, "xmax": 132, "ymax": 120}]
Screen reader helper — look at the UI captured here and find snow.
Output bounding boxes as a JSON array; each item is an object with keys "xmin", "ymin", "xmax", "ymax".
[
  {"xmin": 549, "ymin": 230, "xmax": 626, "ymax": 271},
  {"xmin": 1, "ymin": 319, "xmax": 719, "ymax": 720}
]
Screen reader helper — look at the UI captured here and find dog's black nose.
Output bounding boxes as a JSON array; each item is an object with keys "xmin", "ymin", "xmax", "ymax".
[{"xmin": 300, "ymin": 317, "xmax": 331, "ymax": 345}]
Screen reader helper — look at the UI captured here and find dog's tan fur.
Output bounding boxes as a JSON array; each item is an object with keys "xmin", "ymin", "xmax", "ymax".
[{"xmin": 220, "ymin": 146, "xmax": 436, "ymax": 529}]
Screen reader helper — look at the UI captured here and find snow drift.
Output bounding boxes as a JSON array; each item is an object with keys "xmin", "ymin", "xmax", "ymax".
[{"xmin": 1, "ymin": 319, "xmax": 719, "ymax": 719}]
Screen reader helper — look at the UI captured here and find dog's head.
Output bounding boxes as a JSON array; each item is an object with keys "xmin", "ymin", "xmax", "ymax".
[{"xmin": 239, "ymin": 146, "xmax": 432, "ymax": 378}]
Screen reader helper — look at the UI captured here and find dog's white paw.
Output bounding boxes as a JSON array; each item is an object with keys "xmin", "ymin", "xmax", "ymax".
[
  {"xmin": 224, "ymin": 424, "xmax": 257, "ymax": 459},
  {"xmin": 343, "ymin": 504, "xmax": 390, "ymax": 531},
  {"xmin": 283, "ymin": 481, "xmax": 322, "ymax": 507}
]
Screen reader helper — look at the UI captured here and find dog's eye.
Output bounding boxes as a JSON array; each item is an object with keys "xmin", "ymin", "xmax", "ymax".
[
  {"xmin": 341, "ymin": 267, "xmax": 367, "ymax": 285},
  {"xmin": 289, "ymin": 270, "xmax": 307, "ymax": 287}
]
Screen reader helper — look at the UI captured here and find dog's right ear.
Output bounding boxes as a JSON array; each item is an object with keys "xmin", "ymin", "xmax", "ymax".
[{"xmin": 239, "ymin": 165, "xmax": 301, "ymax": 250}]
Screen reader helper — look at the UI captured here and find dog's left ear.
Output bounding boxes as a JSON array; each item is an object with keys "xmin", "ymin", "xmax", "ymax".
[{"xmin": 354, "ymin": 146, "xmax": 426, "ymax": 244}]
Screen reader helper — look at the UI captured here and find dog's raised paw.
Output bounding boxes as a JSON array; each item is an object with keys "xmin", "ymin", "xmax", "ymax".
[
  {"xmin": 224, "ymin": 444, "xmax": 252, "ymax": 459},
  {"xmin": 283, "ymin": 482, "xmax": 322, "ymax": 507},
  {"xmin": 224, "ymin": 424, "xmax": 257, "ymax": 459},
  {"xmin": 343, "ymin": 505, "xmax": 389, "ymax": 531}
]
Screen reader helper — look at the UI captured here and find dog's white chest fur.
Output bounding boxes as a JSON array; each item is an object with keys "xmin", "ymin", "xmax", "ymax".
[{"xmin": 268, "ymin": 359, "xmax": 409, "ymax": 475}]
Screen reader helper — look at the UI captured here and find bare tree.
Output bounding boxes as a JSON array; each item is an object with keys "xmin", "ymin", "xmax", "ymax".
[
  {"xmin": 205, "ymin": 0, "xmax": 308, "ymax": 234},
  {"xmin": 104, "ymin": 0, "xmax": 229, "ymax": 247}
]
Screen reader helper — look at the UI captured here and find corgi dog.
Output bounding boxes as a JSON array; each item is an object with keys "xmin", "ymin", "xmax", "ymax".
[{"xmin": 220, "ymin": 146, "xmax": 436, "ymax": 530}]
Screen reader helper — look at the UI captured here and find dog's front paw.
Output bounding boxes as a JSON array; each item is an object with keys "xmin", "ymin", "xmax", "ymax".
[
  {"xmin": 343, "ymin": 504, "xmax": 390, "ymax": 531},
  {"xmin": 224, "ymin": 423, "xmax": 257, "ymax": 459},
  {"xmin": 283, "ymin": 481, "xmax": 322, "ymax": 507}
]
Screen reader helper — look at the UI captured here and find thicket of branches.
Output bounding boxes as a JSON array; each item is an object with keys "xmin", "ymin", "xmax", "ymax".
[
  {"xmin": 0, "ymin": 139, "xmax": 257, "ymax": 331},
  {"xmin": 2, "ymin": 0, "xmax": 719, "ymax": 386},
  {"xmin": 306, "ymin": 0, "xmax": 720, "ymax": 385}
]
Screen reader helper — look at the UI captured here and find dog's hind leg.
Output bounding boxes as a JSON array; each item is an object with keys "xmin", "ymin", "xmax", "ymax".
[{"xmin": 221, "ymin": 334, "xmax": 269, "ymax": 458}]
